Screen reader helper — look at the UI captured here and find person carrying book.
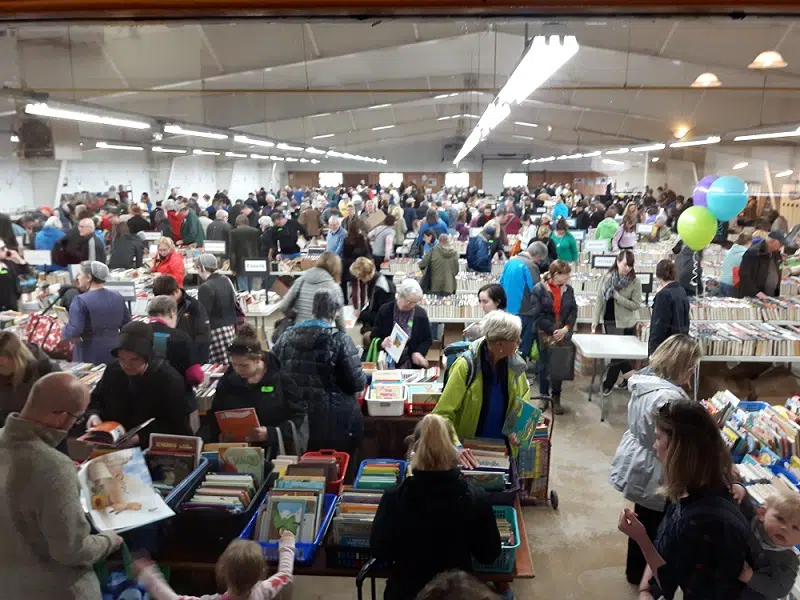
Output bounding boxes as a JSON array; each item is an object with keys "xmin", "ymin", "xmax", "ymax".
[
  {"xmin": 433, "ymin": 310, "xmax": 530, "ymax": 468},
  {"xmin": 371, "ymin": 414, "xmax": 502, "ymax": 600}
]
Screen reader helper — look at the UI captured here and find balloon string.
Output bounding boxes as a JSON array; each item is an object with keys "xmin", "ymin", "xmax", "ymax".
[{"xmin": 692, "ymin": 252, "xmax": 700, "ymax": 297}]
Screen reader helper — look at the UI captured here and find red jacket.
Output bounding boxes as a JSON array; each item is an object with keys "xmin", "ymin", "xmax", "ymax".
[
  {"xmin": 167, "ymin": 210, "xmax": 184, "ymax": 242},
  {"xmin": 152, "ymin": 250, "xmax": 185, "ymax": 287}
]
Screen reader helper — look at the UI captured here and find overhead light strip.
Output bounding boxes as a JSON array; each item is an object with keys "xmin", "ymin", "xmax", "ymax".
[
  {"xmin": 734, "ymin": 127, "xmax": 800, "ymax": 141},
  {"xmin": 26, "ymin": 103, "xmax": 151, "ymax": 130},
  {"xmin": 670, "ymin": 136, "xmax": 721, "ymax": 148},
  {"xmin": 96, "ymin": 141, "xmax": 144, "ymax": 151},
  {"xmin": 234, "ymin": 134, "xmax": 275, "ymax": 148},
  {"xmin": 165, "ymin": 124, "xmax": 228, "ymax": 140},
  {"xmin": 151, "ymin": 146, "xmax": 187, "ymax": 154}
]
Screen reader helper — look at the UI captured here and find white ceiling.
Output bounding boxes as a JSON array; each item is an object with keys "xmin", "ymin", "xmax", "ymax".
[{"xmin": 2, "ymin": 19, "xmax": 800, "ymax": 160}]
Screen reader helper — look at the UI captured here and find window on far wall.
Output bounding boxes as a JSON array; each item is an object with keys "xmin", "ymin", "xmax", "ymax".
[
  {"xmin": 444, "ymin": 172, "xmax": 470, "ymax": 188},
  {"xmin": 319, "ymin": 172, "xmax": 343, "ymax": 187},
  {"xmin": 379, "ymin": 172, "xmax": 404, "ymax": 188},
  {"xmin": 503, "ymin": 172, "xmax": 528, "ymax": 188}
]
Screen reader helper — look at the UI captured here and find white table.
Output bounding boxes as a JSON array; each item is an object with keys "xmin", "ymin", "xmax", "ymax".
[{"xmin": 571, "ymin": 334, "xmax": 650, "ymax": 422}]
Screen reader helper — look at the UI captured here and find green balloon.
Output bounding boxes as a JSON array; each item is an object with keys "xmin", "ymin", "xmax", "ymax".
[{"xmin": 677, "ymin": 206, "xmax": 717, "ymax": 251}]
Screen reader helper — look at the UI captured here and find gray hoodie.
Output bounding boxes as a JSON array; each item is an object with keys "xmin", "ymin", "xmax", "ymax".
[
  {"xmin": 608, "ymin": 372, "xmax": 691, "ymax": 511},
  {"xmin": 276, "ymin": 267, "xmax": 345, "ymax": 330}
]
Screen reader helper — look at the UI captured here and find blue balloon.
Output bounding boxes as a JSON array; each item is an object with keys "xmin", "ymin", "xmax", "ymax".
[{"xmin": 706, "ymin": 176, "xmax": 748, "ymax": 222}]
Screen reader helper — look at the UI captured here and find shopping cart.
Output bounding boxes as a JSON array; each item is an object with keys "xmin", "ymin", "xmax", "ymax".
[{"xmin": 517, "ymin": 395, "xmax": 558, "ymax": 510}]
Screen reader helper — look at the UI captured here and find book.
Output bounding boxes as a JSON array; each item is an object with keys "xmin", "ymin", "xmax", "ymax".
[
  {"xmin": 78, "ymin": 448, "xmax": 175, "ymax": 533},
  {"xmin": 263, "ymin": 496, "xmax": 307, "ymax": 541},
  {"xmin": 182, "ymin": 473, "xmax": 257, "ymax": 513},
  {"xmin": 77, "ymin": 418, "xmax": 155, "ymax": 448},
  {"xmin": 502, "ymin": 399, "xmax": 543, "ymax": 447},
  {"xmin": 215, "ymin": 408, "xmax": 260, "ymax": 442},
  {"xmin": 386, "ymin": 323, "xmax": 409, "ymax": 363},
  {"xmin": 146, "ymin": 433, "xmax": 202, "ymax": 493},
  {"xmin": 218, "ymin": 446, "xmax": 265, "ymax": 487}
]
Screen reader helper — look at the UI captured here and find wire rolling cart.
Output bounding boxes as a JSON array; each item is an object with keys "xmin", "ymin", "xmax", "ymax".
[{"xmin": 517, "ymin": 395, "xmax": 558, "ymax": 510}]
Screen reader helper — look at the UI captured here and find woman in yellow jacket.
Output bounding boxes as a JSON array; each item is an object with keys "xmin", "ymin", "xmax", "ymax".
[{"xmin": 433, "ymin": 310, "xmax": 531, "ymax": 468}]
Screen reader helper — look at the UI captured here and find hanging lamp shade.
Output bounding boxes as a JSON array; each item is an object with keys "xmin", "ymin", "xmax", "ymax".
[
  {"xmin": 748, "ymin": 50, "xmax": 787, "ymax": 69},
  {"xmin": 691, "ymin": 72, "xmax": 722, "ymax": 88}
]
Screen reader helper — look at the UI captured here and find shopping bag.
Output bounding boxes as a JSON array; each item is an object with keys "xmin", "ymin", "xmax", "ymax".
[
  {"xmin": 363, "ymin": 337, "xmax": 381, "ymax": 363},
  {"xmin": 548, "ymin": 342, "xmax": 576, "ymax": 381},
  {"xmin": 528, "ymin": 338, "xmax": 540, "ymax": 362},
  {"xmin": 95, "ymin": 541, "xmax": 170, "ymax": 599},
  {"xmin": 26, "ymin": 314, "xmax": 54, "ymax": 346}
]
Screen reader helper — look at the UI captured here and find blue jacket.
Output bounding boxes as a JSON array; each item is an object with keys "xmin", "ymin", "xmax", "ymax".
[
  {"xmin": 417, "ymin": 219, "xmax": 448, "ymax": 244},
  {"xmin": 34, "ymin": 226, "xmax": 66, "ymax": 272},
  {"xmin": 552, "ymin": 203, "xmax": 569, "ymax": 221},
  {"xmin": 466, "ymin": 236, "xmax": 491, "ymax": 273},
  {"xmin": 499, "ymin": 258, "xmax": 535, "ymax": 315},
  {"xmin": 326, "ymin": 227, "xmax": 347, "ymax": 256}
]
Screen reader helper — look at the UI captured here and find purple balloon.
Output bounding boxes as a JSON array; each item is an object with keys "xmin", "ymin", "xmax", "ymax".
[{"xmin": 693, "ymin": 175, "xmax": 719, "ymax": 208}]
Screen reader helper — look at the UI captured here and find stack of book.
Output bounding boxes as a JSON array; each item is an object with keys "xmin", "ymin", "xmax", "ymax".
[
  {"xmin": 701, "ymin": 390, "xmax": 742, "ymax": 426},
  {"xmin": 60, "ymin": 362, "xmax": 107, "ymax": 390},
  {"xmin": 182, "ymin": 472, "xmax": 258, "ymax": 513},
  {"xmin": 330, "ymin": 489, "xmax": 384, "ymax": 548},
  {"xmin": 462, "ymin": 438, "xmax": 511, "ymax": 472},
  {"xmin": 754, "ymin": 296, "xmax": 800, "ymax": 322},
  {"xmin": 690, "ymin": 297, "xmax": 762, "ymax": 321},
  {"xmin": 420, "ymin": 294, "xmax": 483, "ymax": 320},
  {"xmin": 496, "ymin": 512, "xmax": 516, "ymax": 546},
  {"xmin": 692, "ymin": 322, "xmax": 800, "ymax": 357},
  {"xmin": 746, "ymin": 473, "xmax": 799, "ymax": 505},
  {"xmin": 354, "ymin": 461, "xmax": 404, "ymax": 490},
  {"xmin": 454, "ymin": 272, "xmax": 499, "ymax": 292},
  {"xmin": 735, "ymin": 457, "xmax": 773, "ymax": 484},
  {"xmin": 253, "ymin": 474, "xmax": 326, "ymax": 544},
  {"xmin": 146, "ymin": 433, "xmax": 203, "ymax": 497}
]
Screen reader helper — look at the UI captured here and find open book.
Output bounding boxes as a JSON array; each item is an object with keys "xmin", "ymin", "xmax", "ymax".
[
  {"xmin": 78, "ymin": 448, "xmax": 175, "ymax": 533},
  {"xmin": 215, "ymin": 408, "xmax": 260, "ymax": 442},
  {"xmin": 77, "ymin": 418, "xmax": 155, "ymax": 448}
]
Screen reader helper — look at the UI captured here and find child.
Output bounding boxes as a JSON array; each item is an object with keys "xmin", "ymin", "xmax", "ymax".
[
  {"xmin": 415, "ymin": 570, "xmax": 499, "ymax": 600},
  {"xmin": 735, "ymin": 486, "xmax": 800, "ymax": 599},
  {"xmin": 134, "ymin": 531, "xmax": 295, "ymax": 600}
]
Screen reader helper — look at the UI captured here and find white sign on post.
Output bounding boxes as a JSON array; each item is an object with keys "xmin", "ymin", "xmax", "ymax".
[
  {"xmin": 592, "ymin": 255, "xmax": 616, "ymax": 269},
  {"xmin": 566, "ymin": 218, "xmax": 577, "ymax": 228},
  {"xmin": 24, "ymin": 250, "xmax": 52, "ymax": 266},
  {"xmin": 636, "ymin": 223, "xmax": 654, "ymax": 235},
  {"xmin": 204, "ymin": 241, "xmax": 226, "ymax": 255},
  {"xmin": 244, "ymin": 259, "xmax": 268, "ymax": 274},
  {"xmin": 571, "ymin": 230, "xmax": 587, "ymax": 241},
  {"xmin": 584, "ymin": 239, "xmax": 610, "ymax": 254},
  {"xmin": 105, "ymin": 281, "xmax": 137, "ymax": 300},
  {"xmin": 535, "ymin": 207, "xmax": 546, "ymax": 214},
  {"xmin": 141, "ymin": 232, "xmax": 162, "ymax": 241}
]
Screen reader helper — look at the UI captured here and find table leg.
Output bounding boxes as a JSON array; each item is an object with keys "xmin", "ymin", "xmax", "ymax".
[{"xmin": 588, "ymin": 357, "xmax": 596, "ymax": 403}]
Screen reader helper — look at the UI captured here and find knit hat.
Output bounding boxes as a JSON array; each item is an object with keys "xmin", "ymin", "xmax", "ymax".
[
  {"xmin": 768, "ymin": 231, "xmax": 786, "ymax": 245},
  {"xmin": 197, "ymin": 253, "xmax": 218, "ymax": 271},
  {"xmin": 112, "ymin": 321, "xmax": 154, "ymax": 360},
  {"xmin": 80, "ymin": 261, "xmax": 109, "ymax": 282}
]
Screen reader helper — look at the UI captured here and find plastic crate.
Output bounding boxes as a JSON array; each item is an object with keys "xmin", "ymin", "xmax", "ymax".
[
  {"xmin": 326, "ymin": 544, "xmax": 372, "ymax": 569},
  {"xmin": 484, "ymin": 458, "xmax": 521, "ymax": 507},
  {"xmin": 300, "ymin": 449, "xmax": 350, "ymax": 495},
  {"xmin": 366, "ymin": 397, "xmax": 405, "ymax": 417},
  {"xmin": 354, "ymin": 458, "xmax": 407, "ymax": 490},
  {"xmin": 472, "ymin": 506, "xmax": 520, "ymax": 574},
  {"xmin": 770, "ymin": 462, "xmax": 800, "ymax": 486},
  {"xmin": 239, "ymin": 493, "xmax": 337, "ymax": 566}
]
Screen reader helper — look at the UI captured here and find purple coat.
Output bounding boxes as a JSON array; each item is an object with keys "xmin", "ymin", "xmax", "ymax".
[{"xmin": 62, "ymin": 288, "xmax": 131, "ymax": 365}]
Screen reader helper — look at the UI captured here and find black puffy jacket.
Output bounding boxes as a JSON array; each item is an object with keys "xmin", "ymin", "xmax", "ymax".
[{"xmin": 272, "ymin": 320, "xmax": 366, "ymax": 449}]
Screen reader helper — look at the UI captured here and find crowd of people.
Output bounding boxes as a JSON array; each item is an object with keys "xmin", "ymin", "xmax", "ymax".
[{"xmin": 0, "ymin": 177, "xmax": 797, "ymax": 600}]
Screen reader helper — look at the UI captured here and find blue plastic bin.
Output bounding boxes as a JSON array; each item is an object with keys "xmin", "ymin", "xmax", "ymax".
[
  {"xmin": 239, "ymin": 493, "xmax": 337, "ymax": 566},
  {"xmin": 472, "ymin": 506, "xmax": 520, "ymax": 574},
  {"xmin": 354, "ymin": 458, "xmax": 407, "ymax": 490},
  {"xmin": 739, "ymin": 401, "xmax": 769, "ymax": 413}
]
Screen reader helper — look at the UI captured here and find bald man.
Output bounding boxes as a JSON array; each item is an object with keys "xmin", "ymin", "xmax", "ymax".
[
  {"xmin": 64, "ymin": 217, "xmax": 106, "ymax": 265},
  {"xmin": 0, "ymin": 372, "xmax": 122, "ymax": 599}
]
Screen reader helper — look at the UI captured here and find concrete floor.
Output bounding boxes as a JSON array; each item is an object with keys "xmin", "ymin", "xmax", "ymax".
[{"xmin": 290, "ymin": 377, "xmax": 641, "ymax": 600}]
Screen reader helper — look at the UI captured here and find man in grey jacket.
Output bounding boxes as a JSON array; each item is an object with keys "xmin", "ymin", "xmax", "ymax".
[{"xmin": 0, "ymin": 372, "xmax": 122, "ymax": 598}]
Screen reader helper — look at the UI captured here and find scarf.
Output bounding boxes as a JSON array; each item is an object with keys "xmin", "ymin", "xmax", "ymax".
[{"xmin": 604, "ymin": 270, "xmax": 634, "ymax": 301}]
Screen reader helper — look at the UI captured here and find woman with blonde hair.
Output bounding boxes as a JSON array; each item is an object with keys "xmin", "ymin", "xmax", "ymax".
[
  {"xmin": 151, "ymin": 236, "xmax": 185, "ymax": 287},
  {"xmin": 351, "ymin": 256, "xmax": 394, "ymax": 329},
  {"xmin": 609, "ymin": 333, "xmax": 702, "ymax": 587},
  {"xmin": 0, "ymin": 330, "xmax": 60, "ymax": 425},
  {"xmin": 371, "ymin": 413, "xmax": 501, "ymax": 600},
  {"xmin": 275, "ymin": 251, "xmax": 346, "ymax": 332}
]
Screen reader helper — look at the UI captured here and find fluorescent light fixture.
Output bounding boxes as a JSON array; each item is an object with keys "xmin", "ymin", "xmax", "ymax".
[
  {"xmin": 165, "ymin": 124, "xmax": 228, "ymax": 140},
  {"xmin": 95, "ymin": 141, "xmax": 144, "ymax": 151},
  {"xmin": 632, "ymin": 143, "xmax": 666, "ymax": 152},
  {"xmin": 299, "ymin": 158, "xmax": 309, "ymax": 163},
  {"xmin": 225, "ymin": 151, "xmax": 248, "ymax": 158},
  {"xmin": 566, "ymin": 153, "xmax": 584, "ymax": 159},
  {"xmin": 234, "ymin": 135, "xmax": 275, "ymax": 148},
  {"xmin": 606, "ymin": 148, "xmax": 630, "ymax": 155},
  {"xmin": 437, "ymin": 116, "xmax": 453, "ymax": 121},
  {"xmin": 540, "ymin": 156, "xmax": 555, "ymax": 162},
  {"xmin": 26, "ymin": 102, "xmax": 151, "ymax": 130},
  {"xmin": 372, "ymin": 125, "xmax": 396, "ymax": 131},
  {"xmin": 310, "ymin": 112, "xmax": 331, "ymax": 118},
  {"xmin": 670, "ymin": 136, "xmax": 721, "ymax": 148},
  {"xmin": 250, "ymin": 153, "xmax": 271, "ymax": 159},
  {"xmin": 434, "ymin": 94, "xmax": 450, "ymax": 99},
  {"xmin": 775, "ymin": 169, "xmax": 793, "ymax": 178},
  {"xmin": 691, "ymin": 72, "xmax": 722, "ymax": 88},
  {"xmin": 603, "ymin": 158, "xmax": 625, "ymax": 166},
  {"xmin": 286, "ymin": 157, "xmax": 299, "ymax": 162},
  {"xmin": 368, "ymin": 104, "xmax": 392, "ymax": 110},
  {"xmin": 192, "ymin": 149, "xmax": 220, "ymax": 156},
  {"xmin": 651, "ymin": 157, "xmax": 660, "ymax": 163},
  {"xmin": 454, "ymin": 35, "xmax": 579, "ymax": 164},
  {"xmin": 749, "ymin": 50, "xmax": 787, "ymax": 69},
  {"xmin": 310, "ymin": 159, "xmax": 320, "ymax": 164},
  {"xmin": 515, "ymin": 121, "xmax": 538, "ymax": 128},
  {"xmin": 312, "ymin": 133, "xmax": 335, "ymax": 140},
  {"xmin": 583, "ymin": 151, "xmax": 601, "ymax": 157},
  {"xmin": 734, "ymin": 127, "xmax": 800, "ymax": 141},
  {"xmin": 305, "ymin": 147, "xmax": 326, "ymax": 155},
  {"xmin": 276, "ymin": 143, "xmax": 303, "ymax": 151},
  {"xmin": 732, "ymin": 161, "xmax": 749, "ymax": 170},
  {"xmin": 513, "ymin": 135, "xmax": 534, "ymax": 141},
  {"xmin": 269, "ymin": 155, "xmax": 285, "ymax": 161},
  {"xmin": 463, "ymin": 114, "xmax": 480, "ymax": 119},
  {"xmin": 557, "ymin": 155, "xmax": 569, "ymax": 160},
  {"xmin": 10, "ymin": 135, "xmax": 19, "ymax": 143},
  {"xmin": 151, "ymin": 146, "xmax": 187, "ymax": 154}
]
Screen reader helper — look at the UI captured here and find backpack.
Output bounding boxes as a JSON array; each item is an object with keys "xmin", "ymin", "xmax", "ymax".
[
  {"xmin": 442, "ymin": 342, "xmax": 478, "ymax": 389},
  {"xmin": 153, "ymin": 331, "xmax": 169, "ymax": 359}
]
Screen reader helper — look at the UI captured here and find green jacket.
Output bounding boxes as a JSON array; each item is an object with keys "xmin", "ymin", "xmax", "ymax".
[
  {"xmin": 418, "ymin": 244, "xmax": 459, "ymax": 294},
  {"xmin": 595, "ymin": 218, "xmax": 619, "ymax": 241},
  {"xmin": 433, "ymin": 338, "xmax": 531, "ymax": 442},
  {"xmin": 181, "ymin": 210, "xmax": 206, "ymax": 246},
  {"xmin": 551, "ymin": 231, "xmax": 579, "ymax": 262}
]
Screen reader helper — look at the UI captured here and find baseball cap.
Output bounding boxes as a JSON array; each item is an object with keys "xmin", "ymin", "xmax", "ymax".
[
  {"xmin": 768, "ymin": 231, "xmax": 787, "ymax": 245},
  {"xmin": 196, "ymin": 253, "xmax": 218, "ymax": 271}
]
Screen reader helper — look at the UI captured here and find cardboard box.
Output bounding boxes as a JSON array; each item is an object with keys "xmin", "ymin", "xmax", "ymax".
[
  {"xmin": 698, "ymin": 364, "xmax": 753, "ymax": 403},
  {"xmin": 750, "ymin": 368, "xmax": 799, "ymax": 405}
]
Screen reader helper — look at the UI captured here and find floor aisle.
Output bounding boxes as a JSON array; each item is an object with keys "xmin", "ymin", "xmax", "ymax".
[{"xmin": 291, "ymin": 377, "xmax": 640, "ymax": 599}]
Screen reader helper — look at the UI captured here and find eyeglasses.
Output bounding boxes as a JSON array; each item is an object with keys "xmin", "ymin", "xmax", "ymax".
[{"xmin": 56, "ymin": 410, "xmax": 86, "ymax": 424}]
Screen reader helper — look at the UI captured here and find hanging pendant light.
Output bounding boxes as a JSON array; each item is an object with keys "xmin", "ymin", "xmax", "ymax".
[
  {"xmin": 748, "ymin": 50, "xmax": 787, "ymax": 69},
  {"xmin": 691, "ymin": 72, "xmax": 722, "ymax": 88}
]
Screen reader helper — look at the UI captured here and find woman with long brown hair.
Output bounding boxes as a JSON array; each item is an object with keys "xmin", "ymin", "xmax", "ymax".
[{"xmin": 0, "ymin": 330, "xmax": 60, "ymax": 426}]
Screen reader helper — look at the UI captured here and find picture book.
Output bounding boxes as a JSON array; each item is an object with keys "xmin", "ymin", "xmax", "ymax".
[
  {"xmin": 146, "ymin": 433, "xmax": 202, "ymax": 493},
  {"xmin": 272, "ymin": 455, "xmax": 299, "ymax": 477},
  {"xmin": 386, "ymin": 323, "xmax": 409, "ymax": 363},
  {"xmin": 78, "ymin": 448, "xmax": 175, "ymax": 533},
  {"xmin": 77, "ymin": 418, "xmax": 155, "ymax": 448},
  {"xmin": 215, "ymin": 408, "xmax": 260, "ymax": 442},
  {"xmin": 275, "ymin": 475, "xmax": 326, "ymax": 492},
  {"xmin": 218, "ymin": 446, "xmax": 265, "ymax": 487},
  {"xmin": 264, "ymin": 497, "xmax": 306, "ymax": 541},
  {"xmin": 297, "ymin": 456, "xmax": 340, "ymax": 481},
  {"xmin": 502, "ymin": 399, "xmax": 542, "ymax": 447}
]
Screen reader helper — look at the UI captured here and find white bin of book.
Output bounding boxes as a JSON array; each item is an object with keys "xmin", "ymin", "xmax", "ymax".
[{"xmin": 366, "ymin": 384, "xmax": 407, "ymax": 417}]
